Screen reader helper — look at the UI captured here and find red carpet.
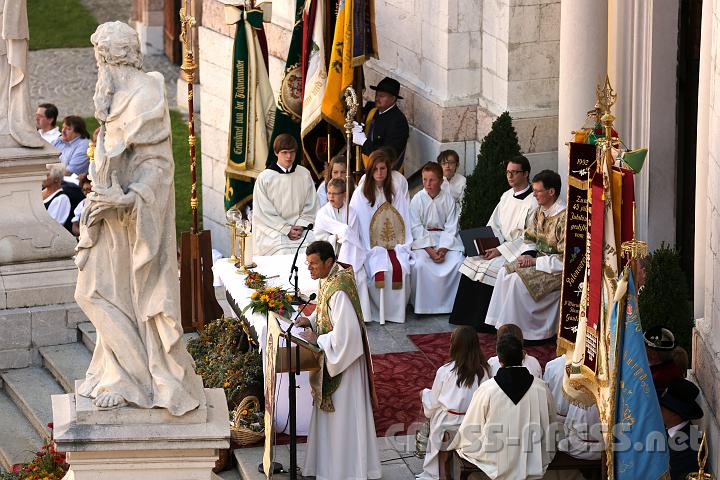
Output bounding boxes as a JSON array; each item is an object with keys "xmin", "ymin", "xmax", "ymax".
[{"xmin": 370, "ymin": 332, "xmax": 557, "ymax": 436}]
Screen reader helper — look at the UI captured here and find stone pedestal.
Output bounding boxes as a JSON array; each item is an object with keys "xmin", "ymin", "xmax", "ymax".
[{"xmin": 52, "ymin": 388, "xmax": 229, "ymax": 480}]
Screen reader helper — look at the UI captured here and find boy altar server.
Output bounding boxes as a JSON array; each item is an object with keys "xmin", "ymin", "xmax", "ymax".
[
  {"xmin": 409, "ymin": 161, "xmax": 464, "ymax": 314},
  {"xmin": 438, "ymin": 149, "xmax": 466, "ymax": 207},
  {"xmin": 314, "ymin": 177, "xmax": 372, "ymax": 323},
  {"xmin": 296, "ymin": 241, "xmax": 381, "ymax": 480},
  {"xmin": 252, "ymin": 134, "xmax": 318, "ymax": 255}
]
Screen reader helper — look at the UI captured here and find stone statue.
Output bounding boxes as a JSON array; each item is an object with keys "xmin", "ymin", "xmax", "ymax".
[
  {"xmin": 74, "ymin": 22, "xmax": 203, "ymax": 415},
  {"xmin": 0, "ymin": 0, "xmax": 44, "ymax": 147}
]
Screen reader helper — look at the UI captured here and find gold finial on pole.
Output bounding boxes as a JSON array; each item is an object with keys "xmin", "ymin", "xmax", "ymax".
[
  {"xmin": 343, "ymin": 86, "xmax": 359, "ymax": 224},
  {"xmin": 687, "ymin": 432, "xmax": 714, "ymax": 480}
]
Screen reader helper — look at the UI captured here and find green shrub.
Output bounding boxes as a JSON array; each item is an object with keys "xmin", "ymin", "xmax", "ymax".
[
  {"xmin": 638, "ymin": 244, "xmax": 694, "ymax": 358},
  {"xmin": 459, "ymin": 112, "xmax": 521, "ymax": 229}
]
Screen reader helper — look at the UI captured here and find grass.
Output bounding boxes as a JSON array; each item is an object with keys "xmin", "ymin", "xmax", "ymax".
[
  {"xmin": 83, "ymin": 110, "xmax": 203, "ymax": 239},
  {"xmin": 28, "ymin": 0, "xmax": 98, "ymax": 50}
]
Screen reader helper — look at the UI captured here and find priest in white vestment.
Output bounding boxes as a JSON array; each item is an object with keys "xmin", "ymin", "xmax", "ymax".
[
  {"xmin": 438, "ymin": 149, "xmax": 466, "ymax": 207},
  {"xmin": 486, "ymin": 170, "xmax": 566, "ymax": 341},
  {"xmin": 410, "ymin": 162, "xmax": 464, "ymax": 314},
  {"xmin": 417, "ymin": 326, "xmax": 490, "ymax": 480},
  {"xmin": 314, "ymin": 177, "xmax": 372, "ymax": 323},
  {"xmin": 450, "ymin": 155, "xmax": 536, "ymax": 331},
  {"xmin": 296, "ymin": 241, "xmax": 381, "ymax": 480},
  {"xmin": 350, "ymin": 150, "xmax": 412, "ymax": 324},
  {"xmin": 252, "ymin": 134, "xmax": 317, "ymax": 255},
  {"xmin": 452, "ymin": 334, "xmax": 556, "ymax": 480}
]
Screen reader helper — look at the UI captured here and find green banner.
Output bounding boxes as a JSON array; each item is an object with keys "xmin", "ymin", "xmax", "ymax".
[
  {"xmin": 266, "ymin": 0, "xmax": 304, "ymax": 167},
  {"xmin": 225, "ymin": 10, "xmax": 264, "ymax": 211}
]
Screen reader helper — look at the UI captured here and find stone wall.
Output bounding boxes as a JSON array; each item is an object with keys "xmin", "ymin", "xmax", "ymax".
[
  {"xmin": 197, "ymin": 0, "xmax": 561, "ymax": 255},
  {"xmin": 132, "ymin": 0, "xmax": 165, "ymax": 55},
  {"xmin": 692, "ymin": 0, "xmax": 720, "ymax": 469}
]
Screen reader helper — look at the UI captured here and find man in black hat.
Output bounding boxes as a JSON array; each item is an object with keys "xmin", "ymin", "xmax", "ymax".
[
  {"xmin": 644, "ymin": 326, "xmax": 685, "ymax": 393},
  {"xmin": 660, "ymin": 379, "xmax": 704, "ymax": 480},
  {"xmin": 352, "ymin": 76, "xmax": 409, "ymax": 170}
]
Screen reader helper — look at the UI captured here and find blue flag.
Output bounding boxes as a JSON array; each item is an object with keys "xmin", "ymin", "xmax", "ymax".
[{"xmin": 610, "ymin": 268, "xmax": 670, "ymax": 479}]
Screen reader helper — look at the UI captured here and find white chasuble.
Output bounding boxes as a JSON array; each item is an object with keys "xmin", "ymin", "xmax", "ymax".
[
  {"xmin": 409, "ymin": 189, "xmax": 464, "ymax": 314},
  {"xmin": 314, "ymin": 202, "xmax": 372, "ymax": 323},
  {"xmin": 349, "ymin": 175, "xmax": 412, "ymax": 324},
  {"xmin": 251, "ymin": 164, "xmax": 318, "ymax": 255},
  {"xmin": 302, "ymin": 289, "xmax": 381, "ymax": 480},
  {"xmin": 458, "ymin": 186, "xmax": 536, "ymax": 286},
  {"xmin": 453, "ymin": 375, "xmax": 556, "ymax": 480},
  {"xmin": 417, "ymin": 361, "xmax": 488, "ymax": 480}
]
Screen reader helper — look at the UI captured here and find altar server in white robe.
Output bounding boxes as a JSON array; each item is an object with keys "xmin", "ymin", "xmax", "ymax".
[
  {"xmin": 486, "ymin": 324, "xmax": 543, "ymax": 378},
  {"xmin": 438, "ymin": 149, "xmax": 466, "ymax": 207},
  {"xmin": 543, "ymin": 354, "xmax": 571, "ymax": 422},
  {"xmin": 296, "ymin": 241, "xmax": 381, "ymax": 480},
  {"xmin": 316, "ymin": 154, "xmax": 348, "ymax": 208},
  {"xmin": 252, "ymin": 134, "xmax": 318, "ymax": 255},
  {"xmin": 350, "ymin": 149, "xmax": 413, "ymax": 324},
  {"xmin": 314, "ymin": 177, "xmax": 372, "ymax": 323},
  {"xmin": 409, "ymin": 161, "xmax": 464, "ymax": 314},
  {"xmin": 417, "ymin": 326, "xmax": 490, "ymax": 480},
  {"xmin": 450, "ymin": 155, "xmax": 536, "ymax": 332},
  {"xmin": 486, "ymin": 170, "xmax": 566, "ymax": 341},
  {"xmin": 452, "ymin": 334, "xmax": 556, "ymax": 480}
]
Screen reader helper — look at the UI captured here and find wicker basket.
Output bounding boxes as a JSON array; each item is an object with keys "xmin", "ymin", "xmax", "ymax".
[{"xmin": 231, "ymin": 396, "xmax": 265, "ymax": 446}]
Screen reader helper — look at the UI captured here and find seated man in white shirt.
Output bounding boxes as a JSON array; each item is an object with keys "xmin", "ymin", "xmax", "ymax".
[
  {"xmin": 36, "ymin": 103, "xmax": 61, "ymax": 144},
  {"xmin": 452, "ymin": 334, "xmax": 556, "ymax": 480},
  {"xmin": 252, "ymin": 134, "xmax": 318, "ymax": 255},
  {"xmin": 409, "ymin": 161, "xmax": 464, "ymax": 314},
  {"xmin": 486, "ymin": 324, "xmax": 542, "ymax": 377},
  {"xmin": 42, "ymin": 164, "xmax": 71, "ymax": 230},
  {"xmin": 438, "ymin": 149, "xmax": 466, "ymax": 208},
  {"xmin": 314, "ymin": 177, "xmax": 372, "ymax": 323},
  {"xmin": 486, "ymin": 170, "xmax": 566, "ymax": 341}
]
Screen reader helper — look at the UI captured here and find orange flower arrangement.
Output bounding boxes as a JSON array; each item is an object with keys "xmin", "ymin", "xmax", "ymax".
[{"xmin": 245, "ymin": 286, "xmax": 293, "ymax": 317}]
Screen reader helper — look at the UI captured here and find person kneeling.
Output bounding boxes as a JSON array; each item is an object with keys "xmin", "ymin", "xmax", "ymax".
[
  {"xmin": 417, "ymin": 326, "xmax": 490, "ymax": 480},
  {"xmin": 452, "ymin": 334, "xmax": 556, "ymax": 479},
  {"xmin": 410, "ymin": 162, "xmax": 465, "ymax": 314},
  {"xmin": 486, "ymin": 170, "xmax": 566, "ymax": 341}
]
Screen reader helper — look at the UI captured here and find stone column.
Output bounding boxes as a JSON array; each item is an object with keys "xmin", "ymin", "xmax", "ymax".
[
  {"xmin": 556, "ymin": 0, "xmax": 607, "ymax": 198},
  {"xmin": 132, "ymin": 0, "xmax": 165, "ymax": 55},
  {"xmin": 607, "ymin": 0, "xmax": 679, "ymax": 248}
]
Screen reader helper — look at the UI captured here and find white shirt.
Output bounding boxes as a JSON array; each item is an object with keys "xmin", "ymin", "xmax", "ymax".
[
  {"xmin": 43, "ymin": 190, "xmax": 71, "ymax": 224},
  {"xmin": 488, "ymin": 354, "xmax": 543, "ymax": 378},
  {"xmin": 39, "ymin": 127, "xmax": 61, "ymax": 144}
]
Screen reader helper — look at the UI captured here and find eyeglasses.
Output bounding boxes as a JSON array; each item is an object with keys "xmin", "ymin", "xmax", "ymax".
[
  {"xmin": 506, "ymin": 170, "xmax": 525, "ymax": 177},
  {"xmin": 532, "ymin": 188, "xmax": 547, "ymax": 194},
  {"xmin": 440, "ymin": 160, "xmax": 457, "ymax": 166}
]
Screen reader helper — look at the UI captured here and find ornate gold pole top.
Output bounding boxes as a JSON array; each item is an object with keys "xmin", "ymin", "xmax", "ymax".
[
  {"xmin": 343, "ymin": 86, "xmax": 359, "ymax": 134},
  {"xmin": 596, "ymin": 75, "xmax": 618, "ymax": 148},
  {"xmin": 179, "ymin": 5, "xmax": 197, "ymax": 77}
]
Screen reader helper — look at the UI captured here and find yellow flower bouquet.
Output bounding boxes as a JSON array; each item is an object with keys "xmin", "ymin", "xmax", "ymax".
[{"xmin": 245, "ymin": 286, "xmax": 294, "ymax": 317}]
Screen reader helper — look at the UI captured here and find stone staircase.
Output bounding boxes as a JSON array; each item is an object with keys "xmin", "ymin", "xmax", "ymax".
[{"xmin": 0, "ymin": 321, "xmax": 208, "ymax": 472}]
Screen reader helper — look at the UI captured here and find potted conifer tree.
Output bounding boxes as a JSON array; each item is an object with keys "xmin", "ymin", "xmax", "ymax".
[{"xmin": 459, "ymin": 111, "xmax": 522, "ymax": 229}]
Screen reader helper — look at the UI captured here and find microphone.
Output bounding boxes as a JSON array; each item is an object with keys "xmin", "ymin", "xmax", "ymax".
[
  {"xmin": 288, "ymin": 224, "xmax": 315, "ymax": 301},
  {"xmin": 304, "ymin": 223, "xmax": 314, "ymax": 230},
  {"xmin": 292, "ymin": 292, "xmax": 317, "ymax": 323}
]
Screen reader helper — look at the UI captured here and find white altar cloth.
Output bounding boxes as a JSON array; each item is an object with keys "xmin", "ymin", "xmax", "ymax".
[{"xmin": 214, "ymin": 255, "xmax": 317, "ymax": 436}]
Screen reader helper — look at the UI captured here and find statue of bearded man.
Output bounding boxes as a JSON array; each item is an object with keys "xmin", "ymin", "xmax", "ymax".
[{"xmin": 75, "ymin": 21, "xmax": 203, "ymax": 415}]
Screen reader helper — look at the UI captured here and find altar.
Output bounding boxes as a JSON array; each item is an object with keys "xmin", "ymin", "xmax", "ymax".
[{"xmin": 213, "ymin": 255, "xmax": 317, "ymax": 436}]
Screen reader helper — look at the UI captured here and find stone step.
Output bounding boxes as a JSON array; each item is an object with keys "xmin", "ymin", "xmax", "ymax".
[
  {"xmin": 78, "ymin": 321, "xmax": 96, "ymax": 352},
  {"xmin": 1, "ymin": 367, "xmax": 65, "ymax": 439},
  {"xmin": 39, "ymin": 343, "xmax": 92, "ymax": 393},
  {"xmin": 0, "ymin": 389, "xmax": 43, "ymax": 470}
]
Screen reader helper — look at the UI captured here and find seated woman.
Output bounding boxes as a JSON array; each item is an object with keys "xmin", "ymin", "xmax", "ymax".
[
  {"xmin": 409, "ymin": 162, "xmax": 464, "ymax": 314},
  {"xmin": 418, "ymin": 326, "xmax": 490, "ymax": 480},
  {"xmin": 314, "ymin": 177, "xmax": 372, "ymax": 323},
  {"xmin": 350, "ymin": 149, "xmax": 412, "ymax": 324}
]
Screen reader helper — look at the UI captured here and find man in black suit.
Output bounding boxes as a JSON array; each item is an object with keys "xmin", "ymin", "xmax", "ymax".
[
  {"xmin": 352, "ymin": 77, "xmax": 409, "ymax": 171},
  {"xmin": 660, "ymin": 379, "xmax": 705, "ymax": 480}
]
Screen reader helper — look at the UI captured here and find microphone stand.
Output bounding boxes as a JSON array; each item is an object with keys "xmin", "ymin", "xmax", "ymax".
[
  {"xmin": 288, "ymin": 225, "xmax": 313, "ymax": 304},
  {"xmin": 283, "ymin": 294, "xmax": 316, "ymax": 480}
]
